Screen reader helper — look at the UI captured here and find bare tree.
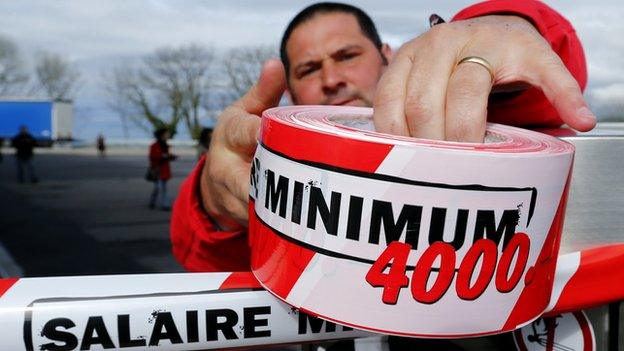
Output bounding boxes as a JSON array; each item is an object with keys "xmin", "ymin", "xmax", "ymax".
[
  {"xmin": 222, "ymin": 45, "xmax": 277, "ymax": 104},
  {"xmin": 34, "ymin": 51, "xmax": 81, "ymax": 100},
  {"xmin": 104, "ymin": 64, "xmax": 158, "ymax": 136},
  {"xmin": 0, "ymin": 35, "xmax": 29, "ymax": 96},
  {"xmin": 104, "ymin": 44, "xmax": 217, "ymax": 139}
]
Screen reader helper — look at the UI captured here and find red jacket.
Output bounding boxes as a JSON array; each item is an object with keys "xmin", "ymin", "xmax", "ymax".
[
  {"xmin": 149, "ymin": 141, "xmax": 172, "ymax": 181},
  {"xmin": 171, "ymin": 0, "xmax": 587, "ymax": 272}
]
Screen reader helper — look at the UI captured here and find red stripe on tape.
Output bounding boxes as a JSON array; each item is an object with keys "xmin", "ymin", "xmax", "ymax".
[
  {"xmin": 551, "ymin": 244, "xmax": 624, "ymax": 314},
  {"xmin": 262, "ymin": 108, "xmax": 392, "ymax": 173},
  {"xmin": 502, "ymin": 166, "xmax": 572, "ymax": 330},
  {"xmin": 0, "ymin": 278, "xmax": 18, "ymax": 298},
  {"xmin": 250, "ymin": 200, "xmax": 316, "ymax": 298},
  {"xmin": 218, "ymin": 272, "xmax": 262, "ymax": 290}
]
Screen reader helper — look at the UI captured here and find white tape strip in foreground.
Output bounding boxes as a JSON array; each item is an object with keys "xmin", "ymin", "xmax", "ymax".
[
  {"xmin": 0, "ymin": 272, "xmax": 367, "ymax": 350},
  {"xmin": 249, "ymin": 106, "xmax": 575, "ymax": 337},
  {"xmin": 1, "ymin": 244, "xmax": 623, "ymax": 350}
]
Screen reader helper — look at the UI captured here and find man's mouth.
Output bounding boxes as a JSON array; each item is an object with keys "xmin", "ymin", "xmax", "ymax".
[{"xmin": 330, "ymin": 98, "xmax": 356, "ymax": 106}]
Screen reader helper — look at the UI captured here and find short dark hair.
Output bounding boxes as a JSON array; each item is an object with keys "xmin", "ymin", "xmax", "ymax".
[
  {"xmin": 198, "ymin": 127, "xmax": 213, "ymax": 147},
  {"xmin": 153, "ymin": 127, "xmax": 168, "ymax": 140},
  {"xmin": 280, "ymin": 2, "xmax": 384, "ymax": 79}
]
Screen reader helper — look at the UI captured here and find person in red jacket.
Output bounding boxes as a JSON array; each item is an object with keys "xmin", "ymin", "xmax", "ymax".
[
  {"xmin": 149, "ymin": 128, "xmax": 177, "ymax": 211},
  {"xmin": 172, "ymin": 1, "xmax": 595, "ymax": 272}
]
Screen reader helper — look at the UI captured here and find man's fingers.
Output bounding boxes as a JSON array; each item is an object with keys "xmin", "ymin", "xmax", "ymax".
[
  {"xmin": 235, "ymin": 59, "xmax": 287, "ymax": 115},
  {"xmin": 445, "ymin": 62, "xmax": 492, "ymax": 142},
  {"xmin": 535, "ymin": 56, "xmax": 596, "ymax": 132},
  {"xmin": 204, "ymin": 152, "xmax": 251, "ymax": 225},
  {"xmin": 374, "ymin": 26, "xmax": 464, "ymax": 140},
  {"xmin": 199, "ymin": 59, "xmax": 285, "ymax": 227},
  {"xmin": 222, "ymin": 162, "xmax": 252, "ymax": 223},
  {"xmin": 230, "ymin": 163, "xmax": 252, "ymax": 204},
  {"xmin": 402, "ymin": 40, "xmax": 455, "ymax": 140},
  {"xmin": 223, "ymin": 111, "xmax": 261, "ymax": 154},
  {"xmin": 372, "ymin": 52, "xmax": 412, "ymax": 136},
  {"xmin": 220, "ymin": 191, "xmax": 249, "ymax": 225}
]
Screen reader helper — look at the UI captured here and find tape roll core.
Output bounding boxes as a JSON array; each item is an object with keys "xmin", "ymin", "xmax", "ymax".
[{"xmin": 249, "ymin": 106, "xmax": 574, "ymax": 337}]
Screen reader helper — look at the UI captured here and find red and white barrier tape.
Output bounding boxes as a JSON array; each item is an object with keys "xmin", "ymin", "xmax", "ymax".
[
  {"xmin": 249, "ymin": 106, "xmax": 575, "ymax": 337},
  {"xmin": 0, "ymin": 272, "xmax": 368, "ymax": 350},
  {"xmin": 0, "ymin": 245, "xmax": 621, "ymax": 350},
  {"xmin": 546, "ymin": 244, "xmax": 624, "ymax": 315}
]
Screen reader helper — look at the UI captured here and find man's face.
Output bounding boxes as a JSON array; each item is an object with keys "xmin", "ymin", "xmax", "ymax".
[{"xmin": 286, "ymin": 12, "xmax": 389, "ymax": 107}]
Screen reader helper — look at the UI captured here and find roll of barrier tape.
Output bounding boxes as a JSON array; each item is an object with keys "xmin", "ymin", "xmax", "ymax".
[{"xmin": 249, "ymin": 106, "xmax": 575, "ymax": 337}]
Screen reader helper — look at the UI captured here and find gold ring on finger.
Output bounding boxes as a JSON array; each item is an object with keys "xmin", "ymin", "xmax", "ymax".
[{"xmin": 456, "ymin": 56, "xmax": 495, "ymax": 84}]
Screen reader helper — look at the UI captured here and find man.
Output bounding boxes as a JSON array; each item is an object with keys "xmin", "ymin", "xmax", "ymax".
[
  {"xmin": 96, "ymin": 133, "xmax": 106, "ymax": 157},
  {"xmin": 11, "ymin": 125, "xmax": 38, "ymax": 183},
  {"xmin": 172, "ymin": 1, "xmax": 595, "ymax": 272}
]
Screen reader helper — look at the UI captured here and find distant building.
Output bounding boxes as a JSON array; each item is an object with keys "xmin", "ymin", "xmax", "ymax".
[{"xmin": 0, "ymin": 98, "xmax": 73, "ymax": 143}]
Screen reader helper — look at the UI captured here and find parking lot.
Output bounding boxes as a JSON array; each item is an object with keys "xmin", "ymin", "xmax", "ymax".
[{"xmin": 0, "ymin": 147, "xmax": 197, "ymax": 277}]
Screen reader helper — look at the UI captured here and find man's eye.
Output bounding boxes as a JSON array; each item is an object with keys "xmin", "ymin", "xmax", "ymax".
[
  {"xmin": 299, "ymin": 66, "xmax": 318, "ymax": 77},
  {"xmin": 339, "ymin": 52, "xmax": 359, "ymax": 61}
]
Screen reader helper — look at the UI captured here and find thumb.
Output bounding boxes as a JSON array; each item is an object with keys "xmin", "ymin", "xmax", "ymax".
[{"xmin": 235, "ymin": 58, "xmax": 286, "ymax": 115}]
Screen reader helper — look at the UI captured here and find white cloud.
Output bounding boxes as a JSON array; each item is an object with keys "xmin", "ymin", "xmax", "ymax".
[{"xmin": 1, "ymin": 0, "xmax": 623, "ymax": 137}]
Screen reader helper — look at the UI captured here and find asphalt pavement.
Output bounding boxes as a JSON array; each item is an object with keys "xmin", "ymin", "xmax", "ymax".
[{"xmin": 0, "ymin": 147, "xmax": 197, "ymax": 277}]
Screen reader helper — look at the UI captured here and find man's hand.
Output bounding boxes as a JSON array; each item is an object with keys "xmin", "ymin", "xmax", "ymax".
[
  {"xmin": 373, "ymin": 15, "xmax": 596, "ymax": 142},
  {"xmin": 200, "ymin": 59, "xmax": 286, "ymax": 227}
]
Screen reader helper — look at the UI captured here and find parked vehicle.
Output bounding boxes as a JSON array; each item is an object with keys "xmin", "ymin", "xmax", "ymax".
[{"xmin": 0, "ymin": 99, "xmax": 73, "ymax": 146}]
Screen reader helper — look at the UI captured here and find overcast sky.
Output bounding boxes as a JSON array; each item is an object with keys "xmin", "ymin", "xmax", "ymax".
[{"xmin": 1, "ymin": 0, "xmax": 623, "ymax": 139}]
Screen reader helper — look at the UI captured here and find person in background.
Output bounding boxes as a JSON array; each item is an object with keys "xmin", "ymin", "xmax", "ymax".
[
  {"xmin": 149, "ymin": 128, "xmax": 177, "ymax": 210},
  {"xmin": 196, "ymin": 127, "xmax": 213, "ymax": 160},
  {"xmin": 96, "ymin": 133, "xmax": 106, "ymax": 157},
  {"xmin": 11, "ymin": 125, "xmax": 38, "ymax": 184}
]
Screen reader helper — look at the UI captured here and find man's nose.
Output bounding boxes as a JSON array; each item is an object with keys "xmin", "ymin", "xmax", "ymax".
[{"xmin": 321, "ymin": 61, "xmax": 345, "ymax": 93}]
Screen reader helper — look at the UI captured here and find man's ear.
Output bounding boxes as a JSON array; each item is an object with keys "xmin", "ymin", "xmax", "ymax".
[{"xmin": 381, "ymin": 43, "xmax": 393, "ymax": 64}]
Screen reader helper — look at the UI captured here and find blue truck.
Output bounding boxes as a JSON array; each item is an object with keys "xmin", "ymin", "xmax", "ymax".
[{"xmin": 0, "ymin": 99, "xmax": 73, "ymax": 144}]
